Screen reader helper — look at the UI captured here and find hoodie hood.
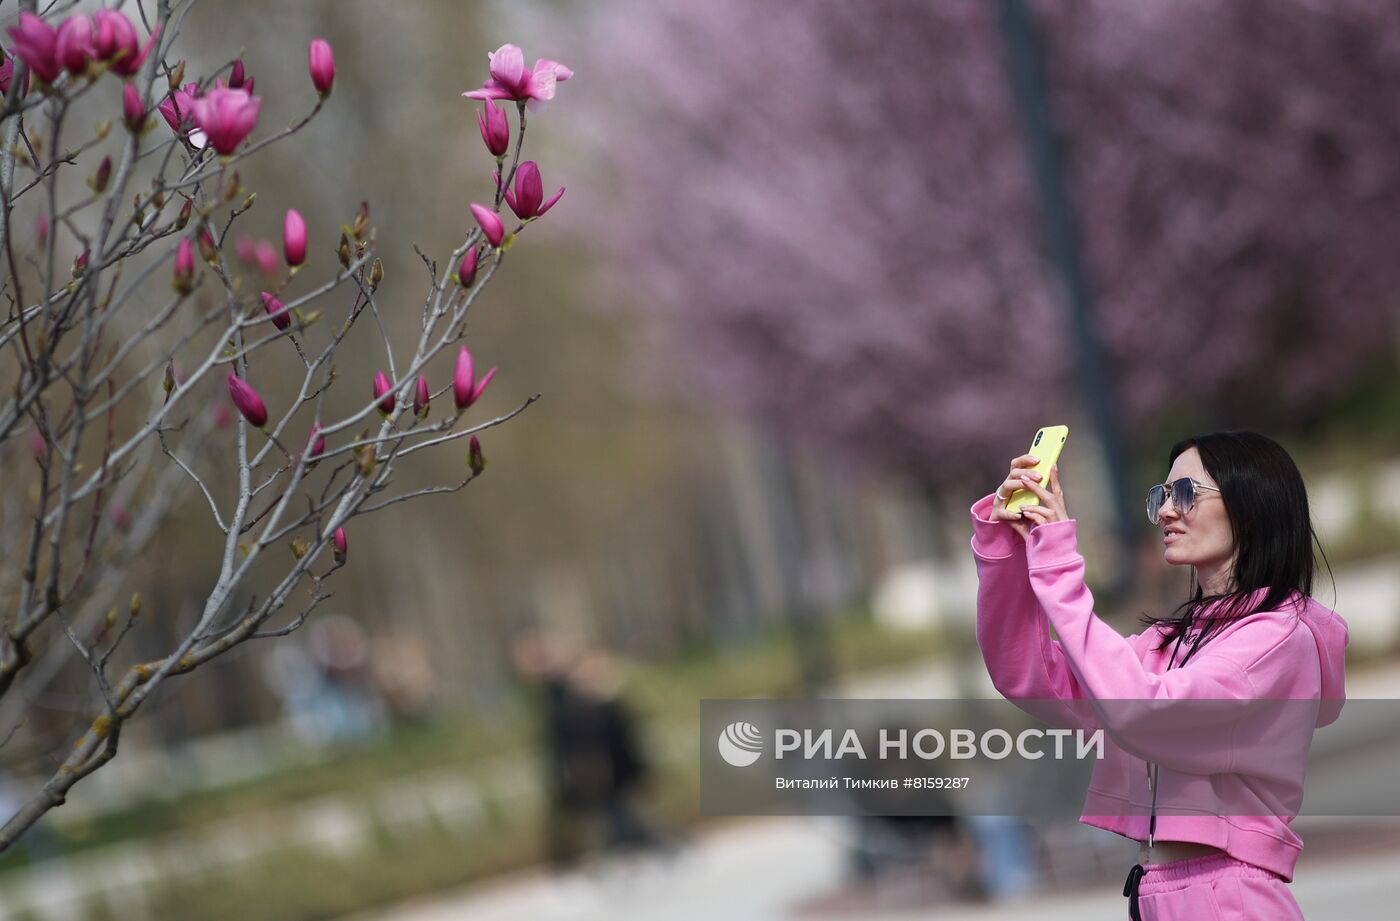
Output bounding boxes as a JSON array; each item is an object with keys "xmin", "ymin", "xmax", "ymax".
[{"xmin": 1298, "ymin": 595, "xmax": 1349, "ymax": 727}]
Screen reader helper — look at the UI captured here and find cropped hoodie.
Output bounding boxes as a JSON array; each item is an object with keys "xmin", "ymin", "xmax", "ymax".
[{"xmin": 969, "ymin": 494, "xmax": 1349, "ymax": 883}]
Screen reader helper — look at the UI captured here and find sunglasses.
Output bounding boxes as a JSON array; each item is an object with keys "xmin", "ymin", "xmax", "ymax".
[{"xmin": 1146, "ymin": 478, "xmax": 1222, "ymax": 525}]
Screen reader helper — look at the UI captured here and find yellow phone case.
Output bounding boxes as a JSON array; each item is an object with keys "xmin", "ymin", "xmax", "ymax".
[{"xmin": 1005, "ymin": 425, "xmax": 1069, "ymax": 514}]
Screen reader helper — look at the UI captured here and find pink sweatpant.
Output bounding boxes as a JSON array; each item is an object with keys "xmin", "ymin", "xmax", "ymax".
[{"xmin": 1137, "ymin": 853, "xmax": 1305, "ymax": 920}]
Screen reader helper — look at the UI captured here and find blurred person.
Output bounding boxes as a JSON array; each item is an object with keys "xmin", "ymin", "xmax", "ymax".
[
  {"xmin": 565, "ymin": 648, "xmax": 676, "ymax": 855},
  {"xmin": 844, "ymin": 733, "xmax": 985, "ymax": 902},
  {"xmin": 515, "ymin": 633, "xmax": 683, "ymax": 867},
  {"xmin": 513, "ymin": 630, "xmax": 591, "ymax": 867},
  {"xmin": 369, "ymin": 630, "xmax": 439, "ymax": 725},
  {"xmin": 263, "ymin": 616, "xmax": 387, "ymax": 746},
  {"xmin": 972, "ymin": 431, "xmax": 1347, "ymax": 920},
  {"xmin": 307, "ymin": 614, "xmax": 388, "ymax": 743}
]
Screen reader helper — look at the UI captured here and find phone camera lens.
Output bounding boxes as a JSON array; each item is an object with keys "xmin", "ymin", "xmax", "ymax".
[{"xmin": 1034, "ymin": 433, "xmax": 1042, "ymax": 445}]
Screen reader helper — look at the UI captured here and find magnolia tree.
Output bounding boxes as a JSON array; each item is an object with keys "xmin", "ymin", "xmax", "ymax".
[
  {"xmin": 0, "ymin": 0, "xmax": 572, "ymax": 850},
  {"xmin": 573, "ymin": 0, "xmax": 1400, "ymax": 486}
]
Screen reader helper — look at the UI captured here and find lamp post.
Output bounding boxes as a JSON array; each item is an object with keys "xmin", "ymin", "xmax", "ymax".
[{"xmin": 998, "ymin": 0, "xmax": 1138, "ymax": 596}]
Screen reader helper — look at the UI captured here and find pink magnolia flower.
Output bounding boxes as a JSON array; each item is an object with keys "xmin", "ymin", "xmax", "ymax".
[
  {"xmin": 235, "ymin": 235, "xmax": 257, "ymax": 264},
  {"xmin": 191, "ymin": 86, "xmax": 260, "ymax": 155},
  {"xmin": 227, "ymin": 374, "xmax": 269, "ymax": 427},
  {"xmin": 470, "ymin": 203, "xmax": 505, "ymax": 248},
  {"xmin": 452, "ymin": 345, "xmax": 497, "ymax": 410},
  {"xmin": 476, "ymin": 101, "xmax": 509, "ymax": 157},
  {"xmin": 35, "ymin": 212, "xmax": 48, "ymax": 245},
  {"xmin": 159, "ymin": 82, "xmax": 208, "ymax": 148},
  {"xmin": 333, "ymin": 526, "xmax": 348, "ymax": 563},
  {"xmin": 158, "ymin": 81, "xmax": 196, "ymax": 130},
  {"xmin": 462, "ymin": 43, "xmax": 572, "ymax": 108},
  {"xmin": 173, "ymin": 238, "xmax": 195, "ymax": 294},
  {"xmin": 56, "ymin": 14, "xmax": 94, "ymax": 76},
  {"xmin": 261, "ymin": 291, "xmax": 290, "ymax": 331},
  {"xmin": 308, "ymin": 38, "xmax": 334, "ymax": 98},
  {"xmin": 373, "ymin": 370, "xmax": 394, "ymax": 415},
  {"xmin": 414, "ymin": 376, "xmax": 430, "ymax": 418},
  {"xmin": 306, "ymin": 421, "xmax": 326, "ymax": 462},
  {"xmin": 122, "ymin": 83, "xmax": 146, "ymax": 132},
  {"xmin": 7, "ymin": 13, "xmax": 61, "ymax": 85},
  {"xmin": 93, "ymin": 10, "xmax": 158, "ymax": 78},
  {"xmin": 0, "ymin": 49, "xmax": 30, "ymax": 97},
  {"xmin": 500, "ymin": 161, "xmax": 564, "ymax": 220},
  {"xmin": 284, "ymin": 209, "xmax": 307, "ymax": 267},
  {"xmin": 457, "ymin": 247, "xmax": 478, "ymax": 287},
  {"xmin": 255, "ymin": 240, "xmax": 279, "ymax": 276}
]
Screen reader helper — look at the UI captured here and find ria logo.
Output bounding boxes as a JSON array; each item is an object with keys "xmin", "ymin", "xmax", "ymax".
[{"xmin": 718, "ymin": 721, "xmax": 764, "ymax": 767}]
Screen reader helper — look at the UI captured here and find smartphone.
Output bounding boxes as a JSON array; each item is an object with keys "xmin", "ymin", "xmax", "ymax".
[{"xmin": 1005, "ymin": 425, "xmax": 1069, "ymax": 515}]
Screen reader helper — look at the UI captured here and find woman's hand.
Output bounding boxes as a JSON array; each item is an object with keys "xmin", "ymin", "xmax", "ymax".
[
  {"xmin": 987, "ymin": 454, "xmax": 1041, "ymax": 540},
  {"xmin": 987, "ymin": 457, "xmax": 1068, "ymax": 538},
  {"xmin": 1017, "ymin": 464, "xmax": 1068, "ymax": 529}
]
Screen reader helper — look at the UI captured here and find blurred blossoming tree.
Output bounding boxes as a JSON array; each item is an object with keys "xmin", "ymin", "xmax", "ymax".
[{"xmin": 575, "ymin": 0, "xmax": 1400, "ymax": 485}]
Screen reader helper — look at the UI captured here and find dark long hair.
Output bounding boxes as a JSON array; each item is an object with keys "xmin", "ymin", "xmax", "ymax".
[{"xmin": 1138, "ymin": 431, "xmax": 1331, "ymax": 661}]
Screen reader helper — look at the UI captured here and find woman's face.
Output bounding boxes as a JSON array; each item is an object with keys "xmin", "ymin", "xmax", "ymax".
[{"xmin": 1159, "ymin": 447, "xmax": 1235, "ymax": 578}]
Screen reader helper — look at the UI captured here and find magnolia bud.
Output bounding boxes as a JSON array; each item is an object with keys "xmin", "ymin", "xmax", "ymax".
[
  {"xmin": 368, "ymin": 258, "xmax": 383, "ymax": 292},
  {"xmin": 262, "ymin": 291, "xmax": 290, "ymax": 331},
  {"xmin": 94, "ymin": 121, "xmax": 111, "ymax": 141},
  {"xmin": 308, "ymin": 38, "xmax": 335, "ymax": 99},
  {"xmin": 469, "ymin": 435, "xmax": 486, "ymax": 476},
  {"xmin": 72, "ymin": 250, "xmax": 90, "ymax": 280},
  {"xmin": 123, "ymin": 84, "xmax": 146, "ymax": 134},
  {"xmin": 457, "ymin": 247, "xmax": 478, "ymax": 288},
  {"xmin": 289, "ymin": 536, "xmax": 310, "ymax": 560},
  {"xmin": 175, "ymin": 197, "xmax": 193, "ymax": 230},
  {"xmin": 227, "ymin": 374, "xmax": 269, "ymax": 428},
  {"xmin": 223, "ymin": 170, "xmax": 240, "ymax": 203},
  {"xmin": 414, "ymin": 376, "xmax": 430, "ymax": 419},
  {"xmin": 333, "ymin": 526, "xmax": 348, "ymax": 564},
  {"xmin": 352, "ymin": 201, "xmax": 369, "ymax": 241},
  {"xmin": 306, "ymin": 422, "xmax": 326, "ymax": 463},
  {"xmin": 373, "ymin": 371, "xmax": 394, "ymax": 415},
  {"xmin": 163, "ymin": 361, "xmax": 176, "ymax": 395},
  {"xmin": 284, "ymin": 209, "xmax": 307, "ymax": 268},
  {"xmin": 130, "ymin": 593, "xmax": 142, "ymax": 618},
  {"xmin": 337, "ymin": 232, "xmax": 352, "ymax": 269},
  {"xmin": 91, "ymin": 155, "xmax": 112, "ymax": 194},
  {"xmin": 197, "ymin": 226, "xmax": 219, "ymax": 265},
  {"xmin": 110, "ymin": 505, "xmax": 131, "ymax": 531},
  {"xmin": 168, "ymin": 59, "xmax": 186, "ymax": 91},
  {"xmin": 173, "ymin": 238, "xmax": 195, "ymax": 295}
]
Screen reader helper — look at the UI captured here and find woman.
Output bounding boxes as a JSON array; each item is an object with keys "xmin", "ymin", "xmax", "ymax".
[{"xmin": 970, "ymin": 431, "xmax": 1347, "ymax": 920}]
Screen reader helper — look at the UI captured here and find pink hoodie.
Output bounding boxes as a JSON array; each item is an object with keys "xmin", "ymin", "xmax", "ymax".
[{"xmin": 969, "ymin": 494, "xmax": 1349, "ymax": 883}]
